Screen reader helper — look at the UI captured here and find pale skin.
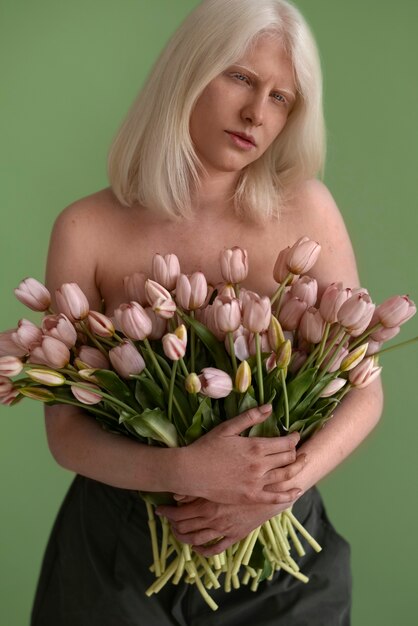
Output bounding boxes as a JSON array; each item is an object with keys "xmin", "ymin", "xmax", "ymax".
[{"xmin": 44, "ymin": 36, "xmax": 383, "ymax": 559}]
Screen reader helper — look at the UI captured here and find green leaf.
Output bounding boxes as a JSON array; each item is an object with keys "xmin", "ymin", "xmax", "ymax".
[
  {"xmin": 249, "ymin": 412, "xmax": 281, "ymax": 438},
  {"xmin": 248, "ymin": 539, "xmax": 265, "ymax": 570},
  {"xmin": 258, "ymin": 549, "xmax": 273, "ymax": 582},
  {"xmin": 223, "ymin": 390, "xmax": 238, "ymax": 420},
  {"xmin": 182, "ymin": 314, "xmax": 233, "ymax": 374},
  {"xmin": 185, "ymin": 397, "xmax": 211, "ymax": 443},
  {"xmin": 238, "ymin": 388, "xmax": 258, "ymax": 413},
  {"xmin": 120, "ymin": 408, "xmax": 179, "ymax": 447},
  {"xmin": 135, "ymin": 377, "xmax": 166, "ymax": 410},
  {"xmin": 93, "ymin": 369, "xmax": 134, "ymax": 404},
  {"xmin": 286, "ymin": 368, "xmax": 317, "ymax": 412}
]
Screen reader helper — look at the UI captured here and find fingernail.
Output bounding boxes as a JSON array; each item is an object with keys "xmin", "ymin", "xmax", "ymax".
[
  {"xmin": 173, "ymin": 494, "xmax": 186, "ymax": 501},
  {"xmin": 260, "ymin": 404, "xmax": 272, "ymax": 414}
]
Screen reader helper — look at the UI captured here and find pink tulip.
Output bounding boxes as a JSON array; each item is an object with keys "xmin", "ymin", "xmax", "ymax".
[
  {"xmin": 14, "ymin": 277, "xmax": 51, "ymax": 312},
  {"xmin": 176, "ymin": 273, "xmax": 208, "ymax": 310},
  {"xmin": 337, "ymin": 293, "xmax": 375, "ymax": 336},
  {"xmin": 273, "ymin": 247, "xmax": 293, "ymax": 283},
  {"xmin": 289, "ymin": 276, "xmax": 318, "ymax": 307},
  {"xmin": 109, "ymin": 341, "xmax": 146, "ymax": 378},
  {"xmin": 198, "ymin": 367, "xmax": 233, "ymax": 399},
  {"xmin": 124, "ymin": 272, "xmax": 148, "ymax": 306},
  {"xmin": 0, "ymin": 329, "xmax": 27, "ymax": 357},
  {"xmin": 162, "ymin": 332, "xmax": 187, "ymax": 361},
  {"xmin": 71, "ymin": 384, "xmax": 102, "ymax": 405},
  {"xmin": 241, "ymin": 291, "xmax": 271, "ymax": 333},
  {"xmin": 88, "ymin": 311, "xmax": 115, "ymax": 338},
  {"xmin": 42, "ymin": 314, "xmax": 77, "ymax": 347},
  {"xmin": 230, "ymin": 327, "xmax": 251, "ymax": 361},
  {"xmin": 213, "ymin": 296, "xmax": 241, "ymax": 333},
  {"xmin": 56, "ymin": 283, "xmax": 90, "ymax": 321},
  {"xmin": 27, "ymin": 369, "xmax": 66, "ymax": 386},
  {"xmin": 77, "ymin": 346, "xmax": 110, "ymax": 370},
  {"xmin": 275, "ymin": 340, "xmax": 292, "ymax": 369},
  {"xmin": 286, "ymin": 237, "xmax": 321, "ymax": 275},
  {"xmin": 319, "ymin": 345, "xmax": 349, "ymax": 373},
  {"xmin": 370, "ymin": 325, "xmax": 400, "ymax": 342},
  {"xmin": 145, "ymin": 307, "xmax": 167, "ymax": 339},
  {"xmin": 0, "ymin": 356, "xmax": 23, "ymax": 377},
  {"xmin": 145, "ymin": 279, "xmax": 172, "ymax": 305},
  {"xmin": 114, "ymin": 302, "xmax": 152, "ymax": 340},
  {"xmin": 0, "ymin": 387, "xmax": 20, "ymax": 406},
  {"xmin": 319, "ymin": 377, "xmax": 346, "ymax": 397},
  {"xmin": 248, "ymin": 330, "xmax": 271, "ymax": 356},
  {"xmin": 349, "ymin": 357, "xmax": 382, "ymax": 388},
  {"xmin": 289, "ymin": 350, "xmax": 308, "ymax": 374},
  {"xmin": 152, "ymin": 253, "xmax": 181, "ymax": 290},
  {"xmin": 219, "ymin": 247, "xmax": 248, "ymax": 284},
  {"xmin": 185, "ymin": 373, "xmax": 202, "ymax": 394},
  {"xmin": 216, "ymin": 283, "xmax": 236, "ymax": 299},
  {"xmin": 265, "ymin": 352, "xmax": 277, "ymax": 373},
  {"xmin": 319, "ymin": 283, "xmax": 352, "ymax": 324},
  {"xmin": 235, "ymin": 360, "xmax": 252, "ymax": 392},
  {"xmin": 375, "ymin": 295, "xmax": 416, "ymax": 328},
  {"xmin": 278, "ymin": 297, "xmax": 308, "ymax": 331},
  {"xmin": 299, "ymin": 307, "xmax": 325, "ymax": 344},
  {"xmin": 267, "ymin": 316, "xmax": 285, "ymax": 352},
  {"xmin": 204, "ymin": 305, "xmax": 226, "ymax": 341},
  {"xmin": 12, "ymin": 319, "xmax": 43, "ymax": 351},
  {"xmin": 29, "ymin": 336, "xmax": 70, "ymax": 368},
  {"xmin": 152, "ymin": 296, "xmax": 177, "ymax": 320},
  {"xmin": 340, "ymin": 343, "xmax": 368, "ymax": 372},
  {"xmin": 0, "ymin": 375, "xmax": 14, "ymax": 398},
  {"xmin": 366, "ymin": 340, "xmax": 381, "ymax": 356}
]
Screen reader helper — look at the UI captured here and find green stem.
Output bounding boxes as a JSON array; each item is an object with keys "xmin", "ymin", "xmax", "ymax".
[
  {"xmin": 315, "ymin": 327, "xmax": 346, "ymax": 370},
  {"xmin": 316, "ymin": 322, "xmax": 331, "ymax": 363},
  {"xmin": 270, "ymin": 273, "xmax": 293, "ymax": 307},
  {"xmin": 64, "ymin": 380, "xmax": 136, "ymax": 414},
  {"xmin": 349, "ymin": 322, "xmax": 382, "ymax": 350},
  {"xmin": 297, "ymin": 343, "xmax": 322, "ymax": 375},
  {"xmin": 168, "ymin": 361, "xmax": 178, "ymax": 422},
  {"xmin": 255, "ymin": 333, "xmax": 264, "ymax": 405},
  {"xmin": 228, "ymin": 332, "xmax": 238, "ymax": 377},
  {"xmin": 322, "ymin": 384, "xmax": 352, "ymax": 420},
  {"xmin": 280, "ymin": 369, "xmax": 290, "ymax": 430},
  {"xmin": 179, "ymin": 358, "xmax": 189, "ymax": 378},
  {"xmin": 190, "ymin": 311, "xmax": 196, "ymax": 372},
  {"xmin": 52, "ymin": 396, "xmax": 118, "ymax": 420},
  {"xmin": 78, "ymin": 320, "xmax": 109, "ymax": 357},
  {"xmin": 143, "ymin": 338, "xmax": 170, "ymax": 392},
  {"xmin": 373, "ymin": 335, "xmax": 418, "ymax": 357},
  {"xmin": 234, "ymin": 283, "xmax": 240, "ymax": 298}
]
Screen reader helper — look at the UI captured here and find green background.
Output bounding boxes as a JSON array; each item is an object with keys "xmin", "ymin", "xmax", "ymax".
[{"xmin": 1, "ymin": 1, "xmax": 417, "ymax": 624}]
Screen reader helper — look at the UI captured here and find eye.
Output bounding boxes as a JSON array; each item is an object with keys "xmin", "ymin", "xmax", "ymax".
[
  {"xmin": 271, "ymin": 92, "xmax": 287, "ymax": 105},
  {"xmin": 230, "ymin": 72, "xmax": 250, "ymax": 85}
]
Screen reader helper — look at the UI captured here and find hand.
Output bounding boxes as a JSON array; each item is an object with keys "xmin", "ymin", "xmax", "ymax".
[
  {"xmin": 156, "ymin": 495, "xmax": 300, "ymax": 556},
  {"xmin": 179, "ymin": 404, "xmax": 303, "ymax": 505}
]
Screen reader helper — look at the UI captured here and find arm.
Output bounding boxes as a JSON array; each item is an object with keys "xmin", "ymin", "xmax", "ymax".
[{"xmin": 44, "ymin": 199, "xmax": 304, "ymax": 503}]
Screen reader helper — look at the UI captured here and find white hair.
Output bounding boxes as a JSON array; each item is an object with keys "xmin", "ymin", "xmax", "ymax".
[{"xmin": 107, "ymin": 0, "xmax": 325, "ymax": 221}]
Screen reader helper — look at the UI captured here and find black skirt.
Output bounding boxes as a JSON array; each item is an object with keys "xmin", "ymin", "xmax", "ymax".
[{"xmin": 31, "ymin": 476, "xmax": 351, "ymax": 626}]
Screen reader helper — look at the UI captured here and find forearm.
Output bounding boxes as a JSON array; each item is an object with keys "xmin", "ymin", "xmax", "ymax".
[
  {"xmin": 45, "ymin": 404, "xmax": 183, "ymax": 493},
  {"xmin": 295, "ymin": 377, "xmax": 384, "ymax": 494}
]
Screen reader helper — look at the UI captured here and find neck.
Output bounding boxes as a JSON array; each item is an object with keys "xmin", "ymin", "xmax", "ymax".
[{"xmin": 191, "ymin": 169, "xmax": 241, "ymax": 217}]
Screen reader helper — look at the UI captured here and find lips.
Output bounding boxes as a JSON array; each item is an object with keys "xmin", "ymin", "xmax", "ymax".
[{"xmin": 226, "ymin": 131, "xmax": 256, "ymax": 147}]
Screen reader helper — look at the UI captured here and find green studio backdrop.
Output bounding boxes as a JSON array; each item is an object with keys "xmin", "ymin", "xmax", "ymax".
[{"xmin": 1, "ymin": 1, "xmax": 417, "ymax": 624}]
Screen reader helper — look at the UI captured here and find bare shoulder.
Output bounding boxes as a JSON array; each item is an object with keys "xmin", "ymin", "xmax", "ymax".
[
  {"xmin": 286, "ymin": 179, "xmax": 361, "ymax": 291},
  {"xmin": 51, "ymin": 188, "xmax": 117, "ymax": 240}
]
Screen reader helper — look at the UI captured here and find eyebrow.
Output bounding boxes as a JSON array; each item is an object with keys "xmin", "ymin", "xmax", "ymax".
[{"xmin": 232, "ymin": 63, "xmax": 296, "ymax": 100}]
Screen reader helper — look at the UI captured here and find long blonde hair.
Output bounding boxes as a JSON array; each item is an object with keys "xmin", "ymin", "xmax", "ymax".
[{"xmin": 108, "ymin": 0, "xmax": 325, "ymax": 221}]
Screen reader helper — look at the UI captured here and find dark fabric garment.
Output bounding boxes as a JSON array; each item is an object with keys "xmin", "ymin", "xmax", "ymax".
[{"xmin": 31, "ymin": 476, "xmax": 351, "ymax": 626}]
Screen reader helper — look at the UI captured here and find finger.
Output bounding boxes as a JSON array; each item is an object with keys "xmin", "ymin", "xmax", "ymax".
[
  {"xmin": 265, "ymin": 448, "xmax": 297, "ymax": 470},
  {"xmin": 172, "ymin": 516, "xmax": 209, "ymax": 535},
  {"xmin": 264, "ymin": 452, "xmax": 307, "ymax": 479},
  {"xmin": 173, "ymin": 494, "xmax": 196, "ymax": 504},
  {"xmin": 220, "ymin": 404, "xmax": 272, "ymax": 436},
  {"xmin": 156, "ymin": 502, "xmax": 201, "ymax": 521},
  {"xmin": 194, "ymin": 535, "xmax": 236, "ymax": 556},
  {"xmin": 263, "ymin": 431, "xmax": 300, "ymax": 455},
  {"xmin": 172, "ymin": 527, "xmax": 222, "ymax": 546},
  {"xmin": 263, "ymin": 486, "xmax": 303, "ymax": 501}
]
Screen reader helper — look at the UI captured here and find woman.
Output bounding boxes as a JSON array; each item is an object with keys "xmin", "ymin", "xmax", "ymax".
[{"xmin": 31, "ymin": 0, "xmax": 383, "ymax": 624}]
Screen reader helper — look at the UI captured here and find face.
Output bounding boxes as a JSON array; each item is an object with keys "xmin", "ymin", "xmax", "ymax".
[{"xmin": 189, "ymin": 35, "xmax": 296, "ymax": 178}]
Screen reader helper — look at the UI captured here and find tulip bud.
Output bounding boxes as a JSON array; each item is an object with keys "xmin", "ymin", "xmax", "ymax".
[
  {"xmin": 109, "ymin": 341, "xmax": 146, "ymax": 378},
  {"xmin": 12, "ymin": 319, "xmax": 43, "ymax": 351},
  {"xmin": 289, "ymin": 276, "xmax": 318, "ymax": 307},
  {"xmin": 337, "ymin": 293, "xmax": 375, "ymax": 337},
  {"xmin": 162, "ymin": 331, "xmax": 187, "ymax": 361},
  {"xmin": 124, "ymin": 272, "xmax": 148, "ymax": 306},
  {"xmin": 366, "ymin": 340, "xmax": 381, "ymax": 356},
  {"xmin": 319, "ymin": 283, "xmax": 352, "ymax": 324},
  {"xmin": 213, "ymin": 296, "xmax": 241, "ymax": 333},
  {"xmin": 231, "ymin": 328, "xmax": 251, "ymax": 361},
  {"xmin": 145, "ymin": 279, "xmax": 172, "ymax": 306},
  {"xmin": 276, "ymin": 340, "xmax": 292, "ymax": 369},
  {"xmin": 299, "ymin": 307, "xmax": 325, "ymax": 344},
  {"xmin": 42, "ymin": 314, "xmax": 77, "ymax": 348},
  {"xmin": 71, "ymin": 384, "xmax": 102, "ymax": 405},
  {"xmin": 340, "ymin": 343, "xmax": 368, "ymax": 372},
  {"xmin": 185, "ymin": 372, "xmax": 202, "ymax": 394},
  {"xmin": 145, "ymin": 307, "xmax": 167, "ymax": 339},
  {"xmin": 268, "ymin": 316, "xmax": 285, "ymax": 352},
  {"xmin": 176, "ymin": 273, "xmax": 208, "ymax": 310},
  {"xmin": 289, "ymin": 349, "xmax": 308, "ymax": 374},
  {"xmin": 0, "ymin": 329, "xmax": 27, "ymax": 357},
  {"xmin": 78, "ymin": 369, "xmax": 99, "ymax": 382},
  {"xmin": 273, "ymin": 247, "xmax": 293, "ymax": 283},
  {"xmin": 0, "ymin": 375, "xmax": 14, "ymax": 398},
  {"xmin": 375, "ymin": 295, "xmax": 416, "ymax": 328},
  {"xmin": 278, "ymin": 297, "xmax": 308, "ymax": 331},
  {"xmin": 319, "ymin": 377, "xmax": 347, "ymax": 397},
  {"xmin": 235, "ymin": 360, "xmax": 252, "ymax": 392},
  {"xmin": 88, "ymin": 311, "xmax": 115, "ymax": 338},
  {"xmin": 114, "ymin": 302, "xmax": 152, "ymax": 340},
  {"xmin": 26, "ymin": 369, "xmax": 66, "ymax": 386},
  {"xmin": 152, "ymin": 296, "xmax": 177, "ymax": 320},
  {"xmin": 0, "ymin": 356, "xmax": 24, "ymax": 377},
  {"xmin": 76, "ymin": 346, "xmax": 110, "ymax": 370},
  {"xmin": 286, "ymin": 237, "xmax": 321, "ymax": 275},
  {"xmin": 265, "ymin": 352, "xmax": 277, "ymax": 373},
  {"xmin": 152, "ymin": 253, "xmax": 181, "ymax": 290},
  {"xmin": 56, "ymin": 283, "xmax": 90, "ymax": 321},
  {"xmin": 248, "ymin": 330, "xmax": 271, "ymax": 356},
  {"xmin": 198, "ymin": 367, "xmax": 233, "ymax": 399},
  {"xmin": 241, "ymin": 291, "xmax": 271, "ymax": 333},
  {"xmin": 29, "ymin": 336, "xmax": 70, "ymax": 369},
  {"xmin": 370, "ymin": 325, "xmax": 400, "ymax": 342},
  {"xmin": 349, "ymin": 357, "xmax": 382, "ymax": 388},
  {"xmin": 14, "ymin": 278, "xmax": 51, "ymax": 311},
  {"xmin": 319, "ymin": 345, "xmax": 349, "ymax": 373},
  {"xmin": 219, "ymin": 247, "xmax": 249, "ymax": 284}
]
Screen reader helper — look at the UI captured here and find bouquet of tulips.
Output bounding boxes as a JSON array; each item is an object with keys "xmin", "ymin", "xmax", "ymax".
[{"xmin": 1, "ymin": 237, "xmax": 416, "ymax": 611}]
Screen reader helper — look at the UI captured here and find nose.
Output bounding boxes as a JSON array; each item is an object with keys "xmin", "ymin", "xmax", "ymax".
[{"xmin": 241, "ymin": 95, "xmax": 265, "ymax": 127}]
